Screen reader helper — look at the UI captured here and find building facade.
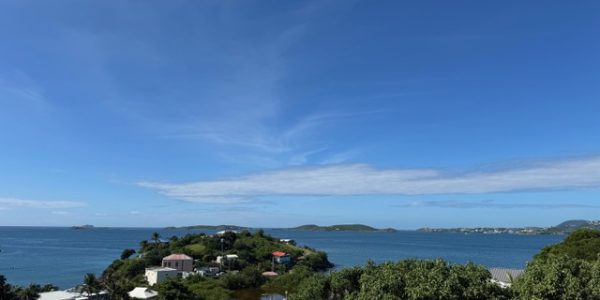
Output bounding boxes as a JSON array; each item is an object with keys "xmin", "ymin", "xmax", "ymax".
[
  {"xmin": 145, "ymin": 267, "xmax": 178, "ymax": 285},
  {"xmin": 161, "ymin": 253, "xmax": 194, "ymax": 272}
]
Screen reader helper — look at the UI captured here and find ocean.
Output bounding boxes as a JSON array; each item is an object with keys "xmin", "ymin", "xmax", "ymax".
[{"xmin": 0, "ymin": 227, "xmax": 563, "ymax": 288}]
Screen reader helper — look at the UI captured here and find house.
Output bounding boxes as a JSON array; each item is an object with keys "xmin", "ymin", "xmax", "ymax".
[
  {"xmin": 198, "ymin": 266, "xmax": 222, "ymax": 277},
  {"xmin": 38, "ymin": 290, "xmax": 108, "ymax": 300},
  {"xmin": 272, "ymin": 251, "xmax": 291, "ymax": 264},
  {"xmin": 145, "ymin": 267, "xmax": 178, "ymax": 285},
  {"xmin": 162, "ymin": 253, "xmax": 194, "ymax": 272},
  {"xmin": 489, "ymin": 268, "xmax": 524, "ymax": 288},
  {"xmin": 280, "ymin": 239, "xmax": 295, "ymax": 245},
  {"xmin": 128, "ymin": 287, "xmax": 158, "ymax": 299},
  {"xmin": 216, "ymin": 254, "xmax": 239, "ymax": 264},
  {"xmin": 215, "ymin": 230, "xmax": 238, "ymax": 236}
]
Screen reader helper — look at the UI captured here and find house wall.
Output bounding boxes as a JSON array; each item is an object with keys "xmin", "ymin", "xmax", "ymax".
[
  {"xmin": 275, "ymin": 256, "xmax": 291, "ymax": 264},
  {"xmin": 145, "ymin": 269, "xmax": 177, "ymax": 285},
  {"xmin": 162, "ymin": 259, "xmax": 194, "ymax": 272}
]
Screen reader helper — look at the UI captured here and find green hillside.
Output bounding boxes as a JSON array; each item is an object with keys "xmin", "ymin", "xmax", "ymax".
[{"xmin": 290, "ymin": 224, "xmax": 396, "ymax": 232}]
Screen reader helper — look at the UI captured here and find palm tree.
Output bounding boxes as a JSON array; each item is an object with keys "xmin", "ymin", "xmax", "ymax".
[
  {"xmin": 151, "ymin": 232, "xmax": 161, "ymax": 244},
  {"xmin": 82, "ymin": 273, "xmax": 100, "ymax": 297},
  {"xmin": 0, "ymin": 275, "xmax": 17, "ymax": 300},
  {"xmin": 16, "ymin": 285, "xmax": 39, "ymax": 300},
  {"xmin": 139, "ymin": 240, "xmax": 148, "ymax": 251}
]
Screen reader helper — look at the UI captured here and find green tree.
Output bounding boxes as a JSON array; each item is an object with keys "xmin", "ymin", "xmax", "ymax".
[
  {"xmin": 120, "ymin": 249, "xmax": 136, "ymax": 260},
  {"xmin": 151, "ymin": 232, "xmax": 161, "ymax": 245},
  {"xmin": 14, "ymin": 285, "xmax": 39, "ymax": 300},
  {"xmin": 82, "ymin": 273, "xmax": 101, "ymax": 297},
  {"xmin": 290, "ymin": 274, "xmax": 330, "ymax": 300},
  {"xmin": 156, "ymin": 278, "xmax": 199, "ymax": 300},
  {"xmin": 0, "ymin": 275, "xmax": 17, "ymax": 300},
  {"xmin": 513, "ymin": 229, "xmax": 600, "ymax": 299},
  {"xmin": 330, "ymin": 267, "xmax": 363, "ymax": 299},
  {"xmin": 513, "ymin": 255, "xmax": 594, "ymax": 300}
]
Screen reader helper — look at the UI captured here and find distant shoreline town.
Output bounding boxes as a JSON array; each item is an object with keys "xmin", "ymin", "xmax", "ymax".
[{"xmin": 418, "ymin": 220, "xmax": 600, "ymax": 235}]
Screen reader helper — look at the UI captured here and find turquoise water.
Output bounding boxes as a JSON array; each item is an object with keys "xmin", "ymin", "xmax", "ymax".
[{"xmin": 0, "ymin": 227, "xmax": 563, "ymax": 288}]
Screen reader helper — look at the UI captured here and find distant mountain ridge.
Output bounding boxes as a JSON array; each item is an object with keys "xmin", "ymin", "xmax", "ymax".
[
  {"xmin": 418, "ymin": 219, "xmax": 600, "ymax": 235},
  {"xmin": 287, "ymin": 224, "xmax": 397, "ymax": 232},
  {"xmin": 165, "ymin": 224, "xmax": 250, "ymax": 231},
  {"xmin": 166, "ymin": 224, "xmax": 397, "ymax": 232}
]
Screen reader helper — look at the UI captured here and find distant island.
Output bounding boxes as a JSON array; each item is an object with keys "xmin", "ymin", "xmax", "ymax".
[
  {"xmin": 167, "ymin": 223, "xmax": 397, "ymax": 232},
  {"xmin": 165, "ymin": 224, "xmax": 249, "ymax": 231},
  {"xmin": 71, "ymin": 224, "xmax": 94, "ymax": 230},
  {"xmin": 286, "ymin": 224, "xmax": 397, "ymax": 232},
  {"xmin": 418, "ymin": 219, "xmax": 600, "ymax": 235}
]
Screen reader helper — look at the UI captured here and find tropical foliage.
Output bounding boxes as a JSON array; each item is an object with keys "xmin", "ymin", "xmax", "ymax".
[
  {"xmin": 3, "ymin": 228, "xmax": 600, "ymax": 300},
  {"xmin": 101, "ymin": 230, "xmax": 333, "ymax": 299},
  {"xmin": 0, "ymin": 275, "xmax": 57, "ymax": 300}
]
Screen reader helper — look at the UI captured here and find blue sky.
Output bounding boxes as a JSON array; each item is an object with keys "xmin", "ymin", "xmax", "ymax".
[{"xmin": 0, "ymin": 1, "xmax": 599, "ymax": 228}]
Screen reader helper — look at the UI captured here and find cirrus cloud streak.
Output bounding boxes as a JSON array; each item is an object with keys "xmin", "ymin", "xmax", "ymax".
[
  {"xmin": 0, "ymin": 197, "xmax": 85, "ymax": 209},
  {"xmin": 139, "ymin": 156, "xmax": 600, "ymax": 203}
]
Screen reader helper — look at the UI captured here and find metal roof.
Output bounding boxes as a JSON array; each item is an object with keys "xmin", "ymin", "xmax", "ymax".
[
  {"xmin": 162, "ymin": 253, "xmax": 193, "ymax": 260},
  {"xmin": 489, "ymin": 268, "xmax": 524, "ymax": 283}
]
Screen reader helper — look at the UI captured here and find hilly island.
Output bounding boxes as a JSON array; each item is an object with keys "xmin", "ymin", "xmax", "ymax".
[{"xmin": 167, "ymin": 224, "xmax": 397, "ymax": 232}]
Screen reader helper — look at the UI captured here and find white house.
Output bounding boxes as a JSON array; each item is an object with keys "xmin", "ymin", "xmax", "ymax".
[
  {"xmin": 216, "ymin": 254, "xmax": 239, "ymax": 264},
  {"xmin": 215, "ymin": 230, "xmax": 238, "ymax": 236},
  {"xmin": 128, "ymin": 287, "xmax": 159, "ymax": 299},
  {"xmin": 145, "ymin": 267, "xmax": 178, "ymax": 285}
]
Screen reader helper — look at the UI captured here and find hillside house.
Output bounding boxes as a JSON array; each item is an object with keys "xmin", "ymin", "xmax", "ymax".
[{"xmin": 162, "ymin": 253, "xmax": 194, "ymax": 272}]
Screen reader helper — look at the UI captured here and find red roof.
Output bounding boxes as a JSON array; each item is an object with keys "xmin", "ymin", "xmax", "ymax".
[
  {"xmin": 163, "ymin": 254, "xmax": 193, "ymax": 261},
  {"xmin": 272, "ymin": 251, "xmax": 288, "ymax": 257}
]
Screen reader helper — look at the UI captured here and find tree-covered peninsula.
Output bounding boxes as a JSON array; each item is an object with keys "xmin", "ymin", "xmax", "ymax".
[{"xmin": 100, "ymin": 229, "xmax": 332, "ymax": 299}]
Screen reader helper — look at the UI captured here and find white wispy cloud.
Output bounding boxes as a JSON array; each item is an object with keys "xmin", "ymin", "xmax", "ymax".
[
  {"xmin": 0, "ymin": 197, "xmax": 85, "ymax": 209},
  {"xmin": 139, "ymin": 156, "xmax": 600, "ymax": 203},
  {"xmin": 394, "ymin": 200, "xmax": 600, "ymax": 209}
]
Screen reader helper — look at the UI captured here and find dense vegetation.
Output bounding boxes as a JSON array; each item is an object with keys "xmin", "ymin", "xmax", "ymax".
[
  {"xmin": 282, "ymin": 228, "xmax": 600, "ymax": 300},
  {"xmin": 101, "ymin": 229, "xmax": 333, "ymax": 299},
  {"xmin": 512, "ymin": 228, "xmax": 600, "ymax": 299},
  {"xmin": 0, "ymin": 275, "xmax": 57, "ymax": 300},
  {"xmin": 286, "ymin": 260, "xmax": 511, "ymax": 300}
]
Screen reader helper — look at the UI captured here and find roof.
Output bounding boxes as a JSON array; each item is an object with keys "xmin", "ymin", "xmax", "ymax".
[
  {"xmin": 128, "ymin": 287, "xmax": 159, "ymax": 299},
  {"xmin": 39, "ymin": 290, "xmax": 108, "ymax": 300},
  {"xmin": 272, "ymin": 251, "xmax": 288, "ymax": 257},
  {"xmin": 489, "ymin": 268, "xmax": 524, "ymax": 283},
  {"xmin": 262, "ymin": 271, "xmax": 279, "ymax": 277},
  {"xmin": 39, "ymin": 291, "xmax": 81, "ymax": 300},
  {"xmin": 146, "ymin": 267, "xmax": 178, "ymax": 272},
  {"xmin": 163, "ymin": 253, "xmax": 193, "ymax": 261}
]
